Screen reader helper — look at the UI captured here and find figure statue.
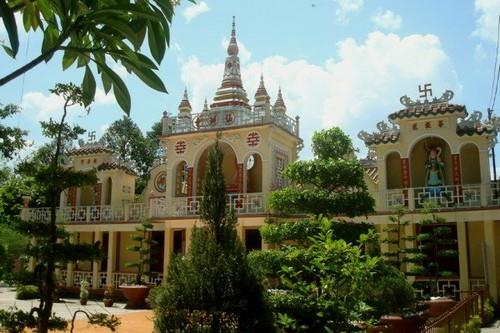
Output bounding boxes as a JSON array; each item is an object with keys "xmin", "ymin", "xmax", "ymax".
[{"xmin": 425, "ymin": 145, "xmax": 445, "ymax": 189}]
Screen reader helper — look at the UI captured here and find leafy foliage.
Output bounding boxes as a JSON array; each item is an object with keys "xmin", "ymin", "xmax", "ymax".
[
  {"xmin": 151, "ymin": 139, "xmax": 274, "ymax": 332},
  {"xmin": 101, "ymin": 117, "xmax": 161, "ymax": 193},
  {"xmin": 4, "ymin": 83, "xmax": 108, "ymax": 333},
  {"xmin": 0, "ymin": 0, "xmax": 181, "ymax": 114},
  {"xmin": 0, "ymin": 103, "xmax": 26, "ymax": 159},
  {"xmin": 382, "ymin": 205, "xmax": 411, "ymax": 270},
  {"xmin": 269, "ymin": 127, "xmax": 374, "ymax": 217},
  {"xmin": 15, "ymin": 285, "xmax": 40, "ymax": 300},
  {"xmin": 459, "ymin": 315, "xmax": 481, "ymax": 333}
]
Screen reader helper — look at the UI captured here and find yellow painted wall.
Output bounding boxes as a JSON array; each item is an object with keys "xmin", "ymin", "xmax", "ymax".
[
  {"xmin": 460, "ymin": 144, "xmax": 481, "ymax": 184},
  {"xmin": 467, "ymin": 222, "xmax": 485, "ymax": 278},
  {"xmin": 247, "ymin": 154, "xmax": 263, "ymax": 192},
  {"xmin": 118, "ymin": 232, "xmax": 140, "ymax": 272},
  {"xmin": 76, "ymin": 232, "xmax": 93, "ymax": 271},
  {"xmin": 495, "ymin": 222, "xmax": 500, "ymax": 296},
  {"xmin": 386, "ymin": 152, "xmax": 402, "ymax": 189}
]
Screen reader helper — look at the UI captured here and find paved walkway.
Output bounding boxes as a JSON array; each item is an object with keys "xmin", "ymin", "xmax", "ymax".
[
  {"xmin": 0, "ymin": 287, "xmax": 154, "ymax": 332},
  {"xmin": 482, "ymin": 320, "xmax": 500, "ymax": 332}
]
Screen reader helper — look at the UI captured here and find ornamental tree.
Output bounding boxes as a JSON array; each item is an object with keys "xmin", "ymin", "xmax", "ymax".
[
  {"xmin": 5, "ymin": 83, "xmax": 114, "ymax": 333},
  {"xmin": 151, "ymin": 139, "xmax": 274, "ymax": 332},
  {"xmin": 269, "ymin": 127, "xmax": 374, "ymax": 217}
]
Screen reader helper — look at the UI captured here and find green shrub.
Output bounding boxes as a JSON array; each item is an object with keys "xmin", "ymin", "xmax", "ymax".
[
  {"xmin": 460, "ymin": 315, "xmax": 481, "ymax": 333},
  {"xmin": 483, "ymin": 297, "xmax": 495, "ymax": 326},
  {"xmin": 15, "ymin": 285, "xmax": 40, "ymax": 300}
]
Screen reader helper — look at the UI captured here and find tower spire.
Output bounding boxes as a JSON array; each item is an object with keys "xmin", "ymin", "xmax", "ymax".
[
  {"xmin": 274, "ymin": 87, "xmax": 287, "ymax": 113},
  {"xmin": 178, "ymin": 88, "xmax": 192, "ymax": 115},
  {"xmin": 254, "ymin": 73, "xmax": 270, "ymax": 109},
  {"xmin": 210, "ymin": 16, "xmax": 249, "ymax": 110}
]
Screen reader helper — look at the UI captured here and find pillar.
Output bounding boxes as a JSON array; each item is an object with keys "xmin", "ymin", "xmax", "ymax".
[
  {"xmin": 483, "ymin": 221, "xmax": 498, "ymax": 301},
  {"xmin": 106, "ymin": 231, "xmax": 116, "ymax": 286},
  {"xmin": 27, "ymin": 238, "xmax": 37, "ymax": 272},
  {"xmin": 401, "ymin": 157, "xmax": 412, "ymax": 210},
  {"xmin": 451, "ymin": 154, "xmax": 462, "ymax": 185},
  {"xmin": 457, "ymin": 221, "xmax": 470, "ymax": 292},
  {"xmin": 187, "ymin": 167, "xmax": 194, "ymax": 197},
  {"xmin": 185, "ymin": 226, "xmax": 193, "ymax": 253},
  {"xmin": 92, "ymin": 231, "xmax": 103, "ymax": 289},
  {"xmin": 162, "ymin": 227, "xmax": 174, "ymax": 283},
  {"xmin": 479, "ymin": 149, "xmax": 491, "ymax": 206},
  {"xmin": 236, "ymin": 163, "xmax": 244, "ymax": 194},
  {"xmin": 66, "ymin": 234, "xmax": 75, "ymax": 287}
]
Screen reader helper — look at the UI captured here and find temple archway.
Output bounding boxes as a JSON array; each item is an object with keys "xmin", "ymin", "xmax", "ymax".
[
  {"xmin": 174, "ymin": 161, "xmax": 188, "ymax": 197},
  {"xmin": 386, "ymin": 152, "xmax": 402, "ymax": 189},
  {"xmin": 460, "ymin": 143, "xmax": 481, "ymax": 184},
  {"xmin": 410, "ymin": 137, "xmax": 452, "ymax": 188},
  {"xmin": 245, "ymin": 153, "xmax": 263, "ymax": 193},
  {"xmin": 196, "ymin": 142, "xmax": 238, "ymax": 195}
]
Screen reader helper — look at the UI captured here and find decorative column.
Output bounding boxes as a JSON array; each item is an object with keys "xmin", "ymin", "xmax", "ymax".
[
  {"xmin": 94, "ymin": 183, "xmax": 102, "ymax": 205},
  {"xmin": 187, "ymin": 167, "xmax": 194, "ymax": 197},
  {"xmin": 162, "ymin": 226, "xmax": 174, "ymax": 284},
  {"xmin": 236, "ymin": 163, "xmax": 244, "ymax": 193},
  {"xmin": 483, "ymin": 221, "xmax": 498, "ymax": 301},
  {"xmin": 106, "ymin": 231, "xmax": 116, "ymax": 286},
  {"xmin": 92, "ymin": 231, "xmax": 103, "ymax": 289},
  {"xmin": 452, "ymin": 154, "xmax": 462, "ymax": 204},
  {"xmin": 401, "ymin": 158, "xmax": 412, "ymax": 209},
  {"xmin": 68, "ymin": 187, "xmax": 77, "ymax": 206},
  {"xmin": 456, "ymin": 220, "xmax": 470, "ymax": 293},
  {"xmin": 479, "ymin": 149, "xmax": 491, "ymax": 207}
]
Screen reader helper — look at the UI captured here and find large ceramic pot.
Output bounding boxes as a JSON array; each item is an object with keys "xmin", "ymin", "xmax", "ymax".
[
  {"xmin": 120, "ymin": 285, "xmax": 150, "ymax": 309},
  {"xmin": 425, "ymin": 297, "xmax": 456, "ymax": 318},
  {"xmin": 379, "ymin": 315, "xmax": 426, "ymax": 333}
]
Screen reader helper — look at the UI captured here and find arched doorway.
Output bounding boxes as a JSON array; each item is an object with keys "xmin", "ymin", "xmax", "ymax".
[
  {"xmin": 174, "ymin": 161, "xmax": 188, "ymax": 197},
  {"xmin": 460, "ymin": 143, "xmax": 481, "ymax": 184},
  {"xmin": 245, "ymin": 153, "xmax": 263, "ymax": 193},
  {"xmin": 196, "ymin": 142, "xmax": 238, "ymax": 195},
  {"xmin": 386, "ymin": 152, "xmax": 402, "ymax": 189},
  {"xmin": 410, "ymin": 137, "xmax": 452, "ymax": 188}
]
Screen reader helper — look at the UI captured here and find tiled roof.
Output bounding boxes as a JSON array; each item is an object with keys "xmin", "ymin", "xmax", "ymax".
[
  {"xmin": 389, "ymin": 103, "xmax": 467, "ymax": 120},
  {"xmin": 364, "ymin": 131, "xmax": 400, "ymax": 145},
  {"xmin": 456, "ymin": 124, "xmax": 496, "ymax": 136},
  {"xmin": 69, "ymin": 145, "xmax": 113, "ymax": 156},
  {"xmin": 97, "ymin": 161, "xmax": 137, "ymax": 176}
]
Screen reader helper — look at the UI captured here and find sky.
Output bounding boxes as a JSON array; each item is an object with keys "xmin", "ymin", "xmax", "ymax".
[{"xmin": 1, "ymin": 0, "xmax": 500, "ymax": 169}]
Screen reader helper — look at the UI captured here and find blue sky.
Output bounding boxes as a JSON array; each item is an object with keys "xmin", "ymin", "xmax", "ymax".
[{"xmin": 1, "ymin": 0, "xmax": 500, "ymax": 168}]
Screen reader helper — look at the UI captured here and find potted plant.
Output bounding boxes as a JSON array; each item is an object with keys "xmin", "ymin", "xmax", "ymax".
[
  {"xmin": 103, "ymin": 284, "xmax": 114, "ymax": 307},
  {"xmin": 80, "ymin": 280, "xmax": 89, "ymax": 305},
  {"xmin": 120, "ymin": 219, "xmax": 158, "ymax": 308}
]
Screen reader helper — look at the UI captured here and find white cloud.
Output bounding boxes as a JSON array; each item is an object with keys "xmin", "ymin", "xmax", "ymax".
[
  {"xmin": 371, "ymin": 10, "xmax": 402, "ymax": 30},
  {"xmin": 183, "ymin": 1, "xmax": 210, "ymax": 23},
  {"xmin": 180, "ymin": 32, "xmax": 460, "ymax": 159},
  {"xmin": 22, "ymin": 88, "xmax": 115, "ymax": 121},
  {"xmin": 473, "ymin": 0, "xmax": 500, "ymax": 42},
  {"xmin": 474, "ymin": 43, "xmax": 487, "ymax": 61},
  {"xmin": 221, "ymin": 38, "xmax": 252, "ymax": 64},
  {"xmin": 100, "ymin": 123, "xmax": 110, "ymax": 134},
  {"xmin": 335, "ymin": 0, "xmax": 364, "ymax": 23}
]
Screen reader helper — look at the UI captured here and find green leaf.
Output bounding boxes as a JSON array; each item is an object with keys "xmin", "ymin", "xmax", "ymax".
[
  {"xmin": 147, "ymin": 21, "xmax": 165, "ymax": 64},
  {"xmin": 0, "ymin": 2, "xmax": 19, "ymax": 56},
  {"xmin": 97, "ymin": 62, "xmax": 131, "ymax": 115},
  {"xmin": 81, "ymin": 66, "xmax": 96, "ymax": 106},
  {"xmin": 1, "ymin": 45, "xmax": 15, "ymax": 58},
  {"xmin": 121, "ymin": 58, "xmax": 166, "ymax": 93},
  {"xmin": 62, "ymin": 50, "xmax": 77, "ymax": 70}
]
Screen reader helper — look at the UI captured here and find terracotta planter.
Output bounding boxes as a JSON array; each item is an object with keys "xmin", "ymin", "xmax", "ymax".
[
  {"xmin": 120, "ymin": 285, "xmax": 150, "ymax": 309},
  {"xmin": 80, "ymin": 299, "xmax": 88, "ymax": 305},
  {"xmin": 379, "ymin": 315, "xmax": 426, "ymax": 333},
  {"xmin": 425, "ymin": 297, "xmax": 456, "ymax": 318},
  {"xmin": 103, "ymin": 299, "xmax": 114, "ymax": 307}
]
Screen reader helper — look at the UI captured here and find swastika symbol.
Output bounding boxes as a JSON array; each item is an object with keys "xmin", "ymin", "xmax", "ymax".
[{"xmin": 419, "ymin": 83, "xmax": 433, "ymax": 98}]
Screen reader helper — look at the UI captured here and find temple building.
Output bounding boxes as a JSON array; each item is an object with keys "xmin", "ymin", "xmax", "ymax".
[
  {"xmin": 21, "ymin": 18, "xmax": 302, "ymax": 289},
  {"xmin": 357, "ymin": 85, "xmax": 500, "ymax": 301}
]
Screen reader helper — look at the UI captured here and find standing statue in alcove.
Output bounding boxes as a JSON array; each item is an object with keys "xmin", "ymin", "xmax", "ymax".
[{"xmin": 425, "ymin": 145, "xmax": 445, "ymax": 191}]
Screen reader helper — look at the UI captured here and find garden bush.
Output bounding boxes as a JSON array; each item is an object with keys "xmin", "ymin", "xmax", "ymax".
[
  {"xmin": 15, "ymin": 285, "xmax": 40, "ymax": 300},
  {"xmin": 460, "ymin": 315, "xmax": 481, "ymax": 333}
]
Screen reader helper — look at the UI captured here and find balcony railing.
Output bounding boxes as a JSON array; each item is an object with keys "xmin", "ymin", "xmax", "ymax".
[
  {"xmin": 380, "ymin": 182, "xmax": 500, "ymax": 211},
  {"xmin": 163, "ymin": 107, "xmax": 299, "ymax": 137},
  {"xmin": 21, "ymin": 193, "xmax": 266, "ymax": 223}
]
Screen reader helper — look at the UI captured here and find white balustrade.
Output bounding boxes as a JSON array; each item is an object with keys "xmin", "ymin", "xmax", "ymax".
[
  {"xmin": 98, "ymin": 272, "xmax": 108, "ymax": 288},
  {"xmin": 490, "ymin": 181, "xmax": 500, "ymax": 206},
  {"xmin": 73, "ymin": 271, "xmax": 93, "ymax": 287},
  {"xmin": 411, "ymin": 184, "xmax": 482, "ymax": 209},
  {"xmin": 384, "ymin": 189, "xmax": 407, "ymax": 209},
  {"xmin": 112, "ymin": 273, "xmax": 137, "ymax": 288},
  {"xmin": 413, "ymin": 278, "xmax": 460, "ymax": 299},
  {"xmin": 164, "ymin": 108, "xmax": 298, "ymax": 137}
]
